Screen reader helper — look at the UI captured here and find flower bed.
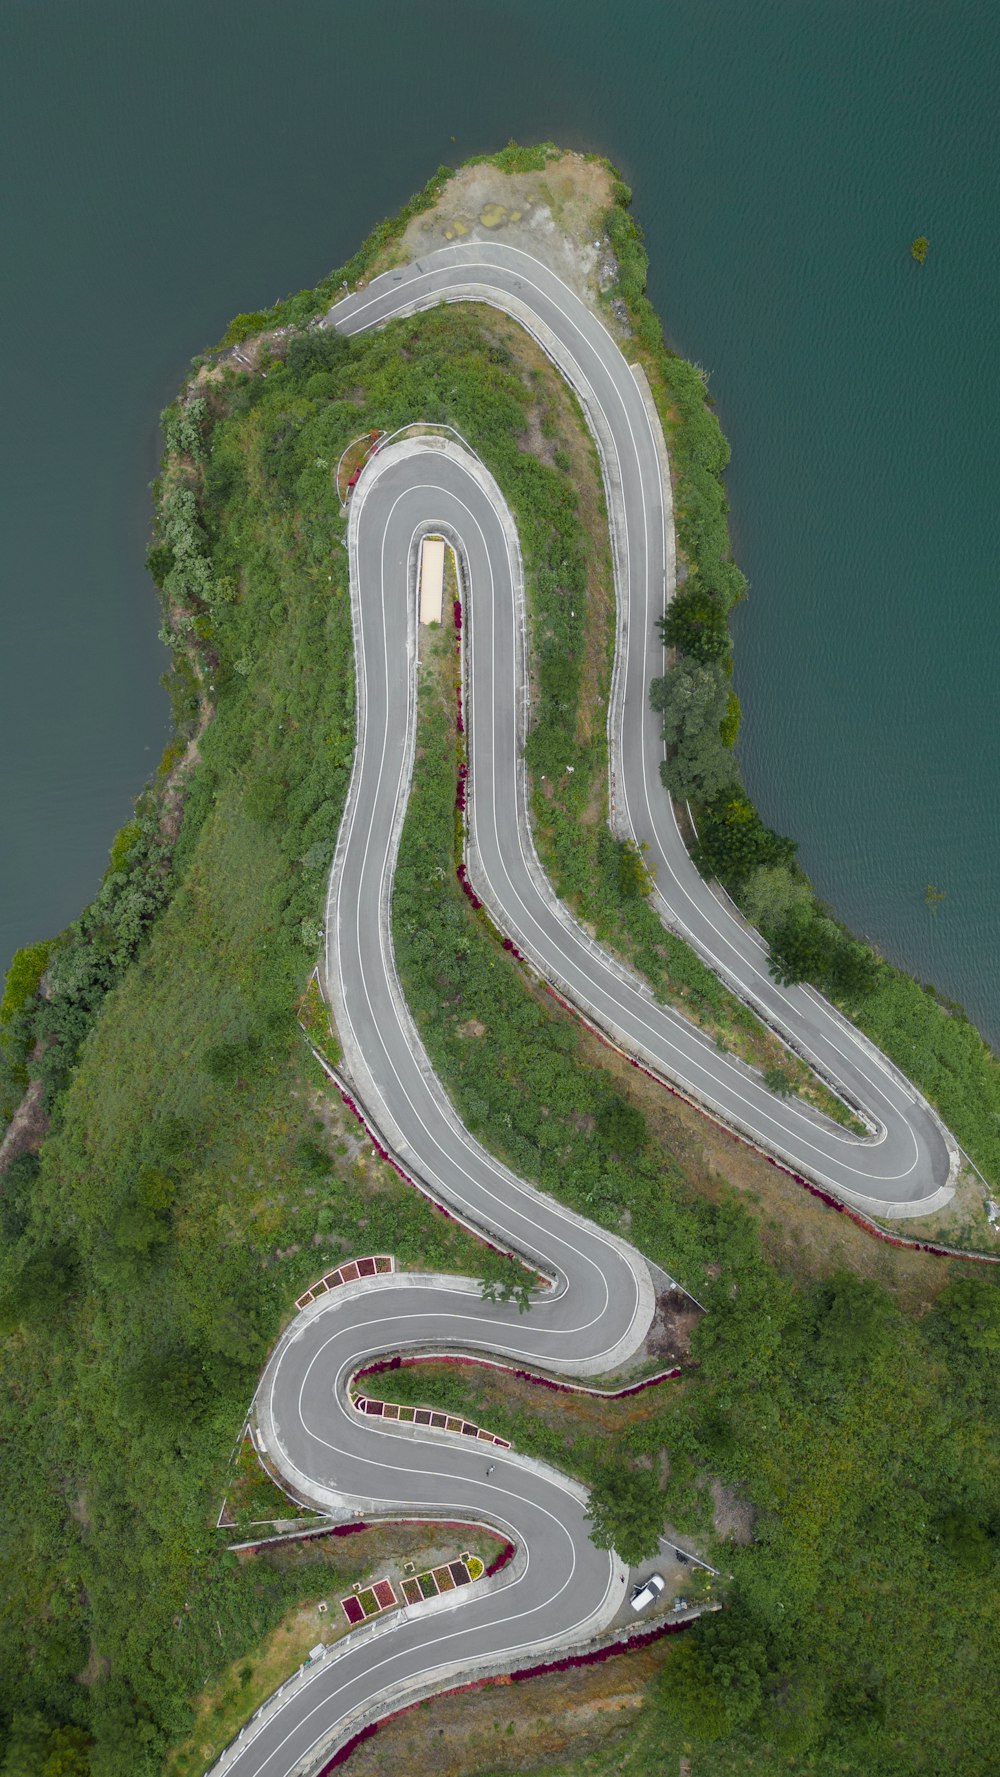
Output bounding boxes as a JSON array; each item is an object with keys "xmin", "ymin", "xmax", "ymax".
[
  {"xmin": 350, "ymin": 1393, "xmax": 509, "ymax": 1447},
  {"xmin": 295, "ymin": 1254, "xmax": 394, "ymax": 1310},
  {"xmin": 339, "ymin": 1550, "xmax": 485, "ymax": 1629},
  {"xmin": 485, "ymin": 1541, "xmax": 516, "ymax": 1578}
]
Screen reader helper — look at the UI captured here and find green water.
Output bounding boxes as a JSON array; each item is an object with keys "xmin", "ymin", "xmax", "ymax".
[{"xmin": 2, "ymin": 1, "xmax": 998, "ymax": 1047}]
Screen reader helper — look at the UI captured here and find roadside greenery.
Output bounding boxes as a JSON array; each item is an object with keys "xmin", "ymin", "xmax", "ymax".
[
  {"xmin": 600, "ymin": 179, "xmax": 1000, "ymax": 1188},
  {"xmin": 482, "ymin": 323, "xmax": 856, "ymax": 1127}
]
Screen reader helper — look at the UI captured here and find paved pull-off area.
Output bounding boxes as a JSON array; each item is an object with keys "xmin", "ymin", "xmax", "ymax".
[{"xmin": 215, "ymin": 247, "xmax": 957, "ymax": 1776}]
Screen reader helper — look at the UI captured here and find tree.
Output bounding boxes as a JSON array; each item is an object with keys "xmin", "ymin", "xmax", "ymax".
[
  {"xmin": 661, "ymin": 730, "xmax": 738, "ymax": 804},
  {"xmin": 799, "ymin": 1272, "xmax": 897, "ymax": 1403},
  {"xmin": 0, "ymin": 940, "xmax": 52, "ymax": 1031},
  {"xmin": 933, "ymin": 1509, "xmax": 993, "ymax": 1573},
  {"xmin": 911, "ymin": 236, "xmax": 929, "ymax": 264},
  {"xmin": 659, "ymin": 1606, "xmax": 771, "ymax": 1740},
  {"xmin": 828, "ymin": 936, "xmax": 880, "ymax": 999},
  {"xmin": 719, "ymin": 688, "xmax": 741, "ymax": 747},
  {"xmin": 692, "ymin": 795, "xmax": 797, "ymax": 892},
  {"xmin": 925, "ymin": 1275, "xmax": 1000, "ymax": 1412},
  {"xmin": 768, "ymin": 905, "xmax": 839, "ymax": 987},
  {"xmin": 611, "ymin": 837, "xmax": 653, "ymax": 901},
  {"xmin": 0, "ymin": 1151, "xmax": 38, "ymax": 1242},
  {"xmin": 651, "ymin": 658, "xmax": 728, "ymax": 750},
  {"xmin": 658, "ymin": 588, "xmax": 731, "ymax": 663},
  {"xmin": 285, "ymin": 329, "xmax": 351, "ymax": 378},
  {"xmin": 1, "ymin": 1241, "xmax": 79, "ymax": 1329},
  {"xmin": 1, "ymin": 1715, "xmax": 91, "ymax": 1777},
  {"xmin": 763, "ymin": 1065, "xmax": 795, "ymax": 1097},
  {"xmin": 651, "ymin": 658, "xmax": 740, "ymax": 802},
  {"xmin": 585, "ymin": 1463, "xmax": 664, "ymax": 1563},
  {"xmin": 742, "ymin": 863, "xmax": 812, "ymax": 934},
  {"xmin": 123, "ymin": 1341, "xmax": 227, "ymax": 1425}
]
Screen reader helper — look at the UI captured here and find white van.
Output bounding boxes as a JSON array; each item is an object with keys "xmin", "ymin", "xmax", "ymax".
[{"xmin": 629, "ymin": 1572, "xmax": 666, "ymax": 1613}]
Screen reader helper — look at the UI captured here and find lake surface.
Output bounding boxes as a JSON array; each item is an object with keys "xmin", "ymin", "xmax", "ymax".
[{"xmin": 2, "ymin": 0, "xmax": 998, "ymax": 1048}]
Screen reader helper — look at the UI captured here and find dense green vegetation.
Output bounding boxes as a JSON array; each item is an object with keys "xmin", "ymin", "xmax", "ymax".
[
  {"xmin": 1, "ymin": 301, "xmax": 606, "ymax": 1774},
  {"xmin": 600, "ymin": 178, "xmax": 1000, "ymax": 1189},
  {"xmin": 1, "ymin": 149, "xmax": 997, "ymax": 1777},
  {"xmin": 0, "ymin": 248, "xmax": 774, "ymax": 1772}
]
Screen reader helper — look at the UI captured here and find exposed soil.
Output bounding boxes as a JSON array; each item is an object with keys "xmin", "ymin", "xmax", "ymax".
[
  {"xmin": 711, "ymin": 1478, "xmax": 755, "ymax": 1548},
  {"xmin": 644, "ymin": 1288, "xmax": 702, "ymax": 1367},
  {"xmin": 347, "ymin": 1637, "xmax": 674, "ymax": 1777},
  {"xmin": 535, "ymin": 976, "xmax": 962, "ymax": 1313},
  {"xmin": 874, "ymin": 1158, "xmax": 1000, "ymax": 1257},
  {"xmin": 0, "ymin": 1071, "xmax": 48, "ymax": 1177},
  {"xmin": 393, "ymin": 154, "xmax": 619, "ymax": 321},
  {"xmin": 363, "ymin": 1356, "xmax": 676, "ymax": 1445}
]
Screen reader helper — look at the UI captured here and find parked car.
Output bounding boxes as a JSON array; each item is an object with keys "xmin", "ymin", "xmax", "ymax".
[{"xmin": 629, "ymin": 1572, "xmax": 666, "ymax": 1613}]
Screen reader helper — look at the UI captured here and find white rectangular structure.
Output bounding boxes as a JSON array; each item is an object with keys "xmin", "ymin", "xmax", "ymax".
[{"xmin": 418, "ymin": 537, "xmax": 445, "ymax": 626}]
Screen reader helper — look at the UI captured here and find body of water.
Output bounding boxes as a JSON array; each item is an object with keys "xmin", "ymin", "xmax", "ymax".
[{"xmin": 2, "ymin": 0, "xmax": 997, "ymax": 1046}]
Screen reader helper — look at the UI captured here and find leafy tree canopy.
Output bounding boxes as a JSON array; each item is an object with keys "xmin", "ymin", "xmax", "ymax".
[
  {"xmin": 658, "ymin": 587, "xmax": 731, "ymax": 663},
  {"xmin": 585, "ymin": 1463, "xmax": 665, "ymax": 1564}
]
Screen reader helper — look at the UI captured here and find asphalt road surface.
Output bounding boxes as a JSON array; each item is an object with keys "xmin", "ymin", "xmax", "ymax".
[
  {"xmin": 329, "ymin": 243, "xmax": 953, "ymax": 1219},
  {"xmin": 213, "ymin": 246, "xmax": 956, "ymax": 1777}
]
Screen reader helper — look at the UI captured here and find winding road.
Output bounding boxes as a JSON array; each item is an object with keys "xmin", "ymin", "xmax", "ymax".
[{"xmin": 213, "ymin": 245, "xmax": 956, "ymax": 1777}]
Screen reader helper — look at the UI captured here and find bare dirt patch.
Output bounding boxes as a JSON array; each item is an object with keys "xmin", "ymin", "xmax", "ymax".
[
  {"xmin": 711, "ymin": 1478, "xmax": 755, "ymax": 1548},
  {"xmin": 645, "ymin": 1287, "xmax": 702, "ymax": 1366},
  {"xmin": 363, "ymin": 1357, "xmax": 673, "ymax": 1444},
  {"xmin": 0, "ymin": 1072, "xmax": 48, "ymax": 1175},
  {"xmin": 77, "ymin": 1638, "xmax": 111, "ymax": 1688},
  {"xmin": 392, "ymin": 153, "xmax": 618, "ymax": 319},
  {"xmin": 871, "ymin": 1158, "xmax": 1000, "ymax": 1258},
  {"xmin": 347, "ymin": 1637, "xmax": 673, "ymax": 1777},
  {"xmin": 553, "ymin": 991, "xmax": 960, "ymax": 1312}
]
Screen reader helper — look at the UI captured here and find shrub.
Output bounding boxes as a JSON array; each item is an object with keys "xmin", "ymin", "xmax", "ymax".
[{"xmin": 0, "ymin": 941, "xmax": 52, "ymax": 1031}]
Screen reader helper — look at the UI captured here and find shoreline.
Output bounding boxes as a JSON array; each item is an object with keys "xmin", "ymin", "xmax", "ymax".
[{"xmin": 0, "ymin": 156, "xmax": 994, "ymax": 1208}]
